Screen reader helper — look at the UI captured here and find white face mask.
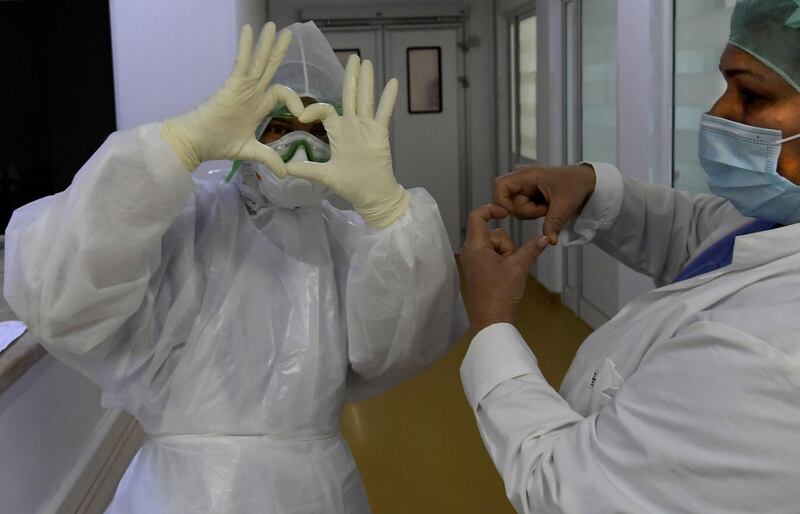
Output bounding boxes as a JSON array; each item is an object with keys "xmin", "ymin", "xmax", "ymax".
[
  {"xmin": 255, "ymin": 146, "xmax": 331, "ymax": 209},
  {"xmin": 699, "ymin": 113, "xmax": 800, "ymax": 224}
]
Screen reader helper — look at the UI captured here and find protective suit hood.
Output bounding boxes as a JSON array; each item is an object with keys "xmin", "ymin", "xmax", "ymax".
[
  {"xmin": 236, "ymin": 20, "xmax": 343, "ymax": 210},
  {"xmin": 271, "ymin": 21, "xmax": 344, "ymax": 106}
]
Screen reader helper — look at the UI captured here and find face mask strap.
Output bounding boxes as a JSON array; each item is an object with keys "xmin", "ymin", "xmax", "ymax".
[
  {"xmin": 703, "ymin": 113, "xmax": 800, "ymax": 146},
  {"xmin": 778, "ymin": 131, "xmax": 800, "ymax": 144}
]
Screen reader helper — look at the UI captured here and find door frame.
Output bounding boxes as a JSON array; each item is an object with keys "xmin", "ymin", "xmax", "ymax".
[
  {"xmin": 319, "ymin": 20, "xmax": 470, "ymax": 246},
  {"xmin": 322, "ymin": 25, "xmax": 386, "ymax": 83},
  {"xmin": 563, "ymin": 0, "xmax": 582, "ymax": 315},
  {"xmin": 506, "ymin": 4, "xmax": 537, "ymax": 251}
]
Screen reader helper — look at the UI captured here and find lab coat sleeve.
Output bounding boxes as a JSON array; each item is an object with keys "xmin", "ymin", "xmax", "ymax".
[
  {"xmin": 3, "ymin": 123, "xmax": 193, "ymax": 355},
  {"xmin": 324, "ymin": 188, "xmax": 468, "ymax": 401},
  {"xmin": 461, "ymin": 321, "xmax": 799, "ymax": 514},
  {"xmin": 566, "ymin": 162, "xmax": 745, "ymax": 285}
]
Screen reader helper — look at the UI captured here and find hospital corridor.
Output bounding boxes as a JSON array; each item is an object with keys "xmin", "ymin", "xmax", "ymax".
[
  {"xmin": 3, "ymin": 0, "xmax": 800, "ymax": 513},
  {"xmin": 339, "ymin": 271, "xmax": 591, "ymax": 514}
]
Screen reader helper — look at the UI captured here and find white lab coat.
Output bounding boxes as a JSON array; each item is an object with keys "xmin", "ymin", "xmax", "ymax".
[
  {"xmin": 3, "ymin": 123, "xmax": 466, "ymax": 514},
  {"xmin": 461, "ymin": 163, "xmax": 800, "ymax": 514}
]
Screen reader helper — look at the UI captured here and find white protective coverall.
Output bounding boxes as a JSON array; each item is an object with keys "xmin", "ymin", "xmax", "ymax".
[
  {"xmin": 3, "ymin": 23, "xmax": 466, "ymax": 514},
  {"xmin": 461, "ymin": 163, "xmax": 800, "ymax": 514}
]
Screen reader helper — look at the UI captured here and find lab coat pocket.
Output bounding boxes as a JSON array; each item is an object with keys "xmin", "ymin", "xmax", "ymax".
[{"xmin": 592, "ymin": 358, "xmax": 625, "ymax": 401}]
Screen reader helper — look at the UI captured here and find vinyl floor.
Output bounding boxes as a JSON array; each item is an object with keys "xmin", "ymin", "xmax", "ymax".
[{"xmin": 341, "ymin": 271, "xmax": 593, "ymax": 514}]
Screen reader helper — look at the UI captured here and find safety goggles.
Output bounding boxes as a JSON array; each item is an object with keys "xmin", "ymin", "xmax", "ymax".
[
  {"xmin": 268, "ymin": 131, "xmax": 331, "ymax": 163},
  {"xmin": 225, "ymin": 131, "xmax": 331, "ymax": 183},
  {"xmin": 225, "ymin": 103, "xmax": 341, "ymax": 183}
]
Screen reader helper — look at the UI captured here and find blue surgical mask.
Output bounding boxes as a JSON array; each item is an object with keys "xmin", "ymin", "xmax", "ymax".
[{"xmin": 699, "ymin": 113, "xmax": 800, "ymax": 225}]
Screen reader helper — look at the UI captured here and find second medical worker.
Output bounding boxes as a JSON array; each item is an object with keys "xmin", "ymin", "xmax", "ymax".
[{"xmin": 459, "ymin": 1, "xmax": 800, "ymax": 513}]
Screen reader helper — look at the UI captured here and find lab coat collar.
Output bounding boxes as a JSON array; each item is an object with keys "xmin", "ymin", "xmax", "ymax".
[
  {"xmin": 659, "ymin": 222, "xmax": 800, "ymax": 293},
  {"xmin": 730, "ymin": 222, "xmax": 800, "ymax": 269}
]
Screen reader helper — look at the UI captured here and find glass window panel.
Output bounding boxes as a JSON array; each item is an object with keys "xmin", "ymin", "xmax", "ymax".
[
  {"xmin": 673, "ymin": 0, "xmax": 736, "ymax": 193},
  {"xmin": 407, "ymin": 47, "xmax": 442, "ymax": 114},
  {"xmin": 519, "ymin": 15, "xmax": 537, "ymax": 160},
  {"xmin": 333, "ymin": 48, "xmax": 360, "ymax": 69},
  {"xmin": 581, "ymin": 0, "xmax": 618, "ymax": 165},
  {"xmin": 510, "ymin": 22, "xmax": 518, "ymax": 157}
]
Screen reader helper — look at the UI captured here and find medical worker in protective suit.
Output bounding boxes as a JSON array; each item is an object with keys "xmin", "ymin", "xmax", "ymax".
[
  {"xmin": 459, "ymin": 1, "xmax": 800, "ymax": 513},
  {"xmin": 3, "ymin": 21, "xmax": 465, "ymax": 513}
]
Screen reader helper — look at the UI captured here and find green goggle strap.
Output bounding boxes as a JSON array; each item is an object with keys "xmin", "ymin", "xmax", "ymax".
[
  {"xmin": 224, "ymin": 159, "xmax": 242, "ymax": 183},
  {"xmin": 279, "ymin": 139, "xmax": 329, "ymax": 163}
]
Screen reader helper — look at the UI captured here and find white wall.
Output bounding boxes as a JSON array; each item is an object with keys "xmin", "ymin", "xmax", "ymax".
[
  {"xmin": 613, "ymin": 0, "xmax": 673, "ymax": 309},
  {"xmin": 2, "ymin": 242, "xmax": 119, "ymax": 514},
  {"xmin": 0, "ymin": 355, "xmax": 107, "ymax": 514},
  {"xmin": 267, "ymin": 0, "xmax": 498, "ymax": 215},
  {"xmin": 236, "ymin": 0, "xmax": 268, "ymax": 33}
]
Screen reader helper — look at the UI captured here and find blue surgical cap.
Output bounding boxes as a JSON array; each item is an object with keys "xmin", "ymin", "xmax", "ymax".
[{"xmin": 729, "ymin": 0, "xmax": 800, "ymax": 93}]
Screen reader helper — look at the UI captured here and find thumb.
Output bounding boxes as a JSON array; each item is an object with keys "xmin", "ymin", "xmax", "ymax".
[
  {"xmin": 286, "ymin": 160, "xmax": 331, "ymax": 187},
  {"xmin": 264, "ymin": 85, "xmax": 305, "ymax": 119},
  {"xmin": 511, "ymin": 236, "xmax": 550, "ymax": 270},
  {"xmin": 299, "ymin": 103, "xmax": 339, "ymax": 126},
  {"xmin": 543, "ymin": 201, "xmax": 571, "ymax": 245},
  {"xmin": 298, "ymin": 103, "xmax": 341, "ymax": 138}
]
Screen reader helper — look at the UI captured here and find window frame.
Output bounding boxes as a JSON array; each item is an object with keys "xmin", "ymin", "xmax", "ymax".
[
  {"xmin": 509, "ymin": 7, "xmax": 538, "ymax": 168},
  {"xmin": 406, "ymin": 46, "xmax": 443, "ymax": 114},
  {"xmin": 333, "ymin": 48, "xmax": 361, "ymax": 68}
]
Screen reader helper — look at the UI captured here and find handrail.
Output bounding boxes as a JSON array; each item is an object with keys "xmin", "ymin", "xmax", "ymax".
[
  {"xmin": 0, "ymin": 237, "xmax": 48, "ymax": 396},
  {"xmin": 0, "ymin": 331, "xmax": 46, "ymax": 396}
]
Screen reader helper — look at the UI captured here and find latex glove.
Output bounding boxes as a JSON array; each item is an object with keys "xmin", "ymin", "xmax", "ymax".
[
  {"xmin": 286, "ymin": 55, "xmax": 410, "ymax": 228},
  {"xmin": 160, "ymin": 23, "xmax": 304, "ymax": 175}
]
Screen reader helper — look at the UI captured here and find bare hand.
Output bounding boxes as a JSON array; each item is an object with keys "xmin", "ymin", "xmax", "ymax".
[
  {"xmin": 460, "ymin": 204, "xmax": 550, "ymax": 336},
  {"xmin": 493, "ymin": 164, "xmax": 596, "ymax": 245}
]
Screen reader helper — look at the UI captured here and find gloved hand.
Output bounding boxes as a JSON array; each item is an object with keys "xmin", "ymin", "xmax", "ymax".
[
  {"xmin": 286, "ymin": 55, "xmax": 410, "ymax": 229},
  {"xmin": 160, "ymin": 23, "xmax": 304, "ymax": 176}
]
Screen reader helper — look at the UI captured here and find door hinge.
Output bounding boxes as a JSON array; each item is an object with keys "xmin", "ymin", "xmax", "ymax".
[
  {"xmin": 458, "ymin": 76, "xmax": 470, "ymax": 88},
  {"xmin": 458, "ymin": 36, "xmax": 480, "ymax": 53}
]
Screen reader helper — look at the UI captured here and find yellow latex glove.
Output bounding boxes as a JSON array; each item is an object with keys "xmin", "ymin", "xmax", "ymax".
[
  {"xmin": 286, "ymin": 55, "xmax": 410, "ymax": 228},
  {"xmin": 160, "ymin": 23, "xmax": 304, "ymax": 175}
]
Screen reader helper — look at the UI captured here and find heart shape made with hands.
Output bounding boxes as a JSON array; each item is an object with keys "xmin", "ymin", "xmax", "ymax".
[{"xmin": 286, "ymin": 54, "xmax": 410, "ymax": 229}]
